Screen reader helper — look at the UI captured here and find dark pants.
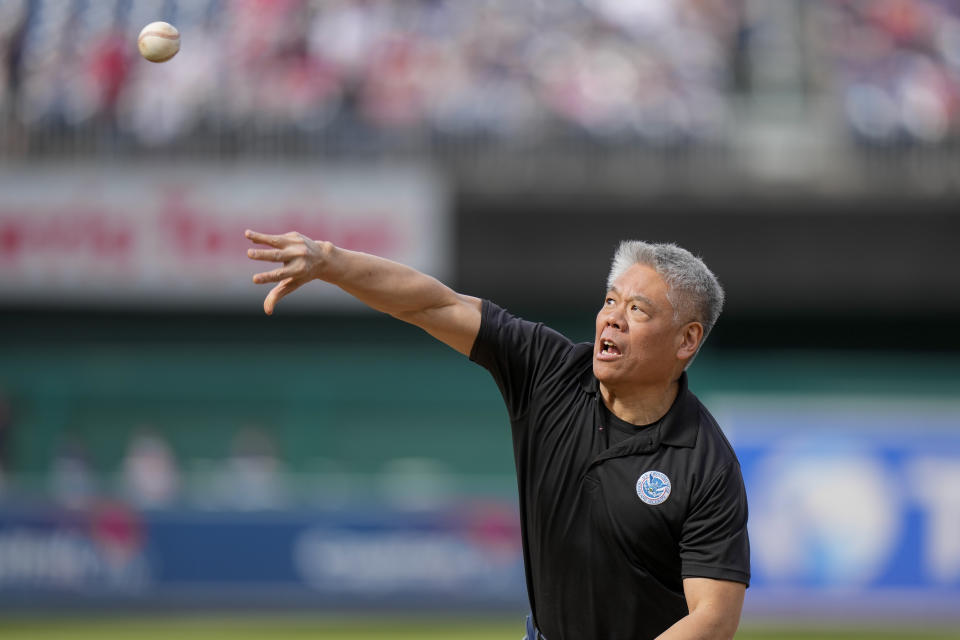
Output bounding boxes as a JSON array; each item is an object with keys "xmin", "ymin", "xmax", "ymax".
[{"xmin": 524, "ymin": 614, "xmax": 547, "ymax": 640}]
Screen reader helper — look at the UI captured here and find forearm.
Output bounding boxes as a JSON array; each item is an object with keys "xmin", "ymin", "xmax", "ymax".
[
  {"xmin": 656, "ymin": 578, "xmax": 744, "ymax": 640},
  {"xmin": 326, "ymin": 245, "xmax": 458, "ymax": 319},
  {"xmin": 655, "ymin": 609, "xmax": 738, "ymax": 640},
  {"xmin": 246, "ymin": 229, "xmax": 481, "ymax": 354}
]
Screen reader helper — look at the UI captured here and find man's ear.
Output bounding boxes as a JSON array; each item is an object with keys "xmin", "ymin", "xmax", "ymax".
[{"xmin": 677, "ymin": 322, "xmax": 703, "ymax": 360}]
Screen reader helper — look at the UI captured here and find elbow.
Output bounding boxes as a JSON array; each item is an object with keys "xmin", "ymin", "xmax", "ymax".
[
  {"xmin": 679, "ymin": 577, "xmax": 746, "ymax": 640},
  {"xmin": 692, "ymin": 605, "xmax": 742, "ymax": 640},
  {"xmin": 712, "ymin": 614, "xmax": 741, "ymax": 640},
  {"xmin": 391, "ymin": 304, "xmax": 439, "ymax": 326}
]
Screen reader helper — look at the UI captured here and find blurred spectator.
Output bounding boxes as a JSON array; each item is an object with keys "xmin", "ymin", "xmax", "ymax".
[
  {"xmin": 0, "ymin": 0, "xmax": 28, "ymax": 118},
  {"xmin": 88, "ymin": 27, "xmax": 132, "ymax": 124},
  {"xmin": 380, "ymin": 457, "xmax": 456, "ymax": 510},
  {"xmin": 121, "ymin": 427, "xmax": 180, "ymax": 508},
  {"xmin": 225, "ymin": 426, "xmax": 287, "ymax": 510},
  {"xmin": 49, "ymin": 434, "xmax": 96, "ymax": 509},
  {"xmin": 0, "ymin": 392, "xmax": 10, "ymax": 492}
]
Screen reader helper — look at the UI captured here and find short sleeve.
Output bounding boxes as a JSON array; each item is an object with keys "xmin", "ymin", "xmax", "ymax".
[
  {"xmin": 679, "ymin": 461, "xmax": 751, "ymax": 586},
  {"xmin": 469, "ymin": 299, "xmax": 574, "ymax": 420}
]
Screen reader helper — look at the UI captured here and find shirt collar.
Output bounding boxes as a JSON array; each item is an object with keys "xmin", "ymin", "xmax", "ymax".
[{"xmin": 580, "ymin": 367, "xmax": 699, "ymax": 449}]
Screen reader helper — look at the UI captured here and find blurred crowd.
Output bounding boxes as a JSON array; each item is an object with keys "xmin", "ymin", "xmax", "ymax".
[
  {"xmin": 0, "ymin": 0, "xmax": 741, "ymax": 147},
  {"xmin": 46, "ymin": 425, "xmax": 291, "ymax": 511},
  {"xmin": 27, "ymin": 423, "xmax": 461, "ymax": 512},
  {"xmin": 1, "ymin": 0, "xmax": 959, "ymax": 152},
  {"xmin": 819, "ymin": 0, "xmax": 960, "ymax": 144}
]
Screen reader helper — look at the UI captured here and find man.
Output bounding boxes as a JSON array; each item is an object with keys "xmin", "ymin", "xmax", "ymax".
[{"xmin": 245, "ymin": 229, "xmax": 749, "ymax": 640}]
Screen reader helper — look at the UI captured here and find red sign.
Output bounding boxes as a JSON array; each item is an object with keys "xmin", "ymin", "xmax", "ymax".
[{"xmin": 0, "ymin": 164, "xmax": 448, "ymax": 308}]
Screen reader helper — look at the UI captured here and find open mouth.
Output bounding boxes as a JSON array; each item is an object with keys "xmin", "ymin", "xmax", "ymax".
[{"xmin": 600, "ymin": 339, "xmax": 621, "ymax": 356}]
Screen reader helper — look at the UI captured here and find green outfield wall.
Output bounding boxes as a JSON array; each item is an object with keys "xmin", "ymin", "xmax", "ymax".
[{"xmin": 2, "ymin": 311, "xmax": 958, "ymax": 491}]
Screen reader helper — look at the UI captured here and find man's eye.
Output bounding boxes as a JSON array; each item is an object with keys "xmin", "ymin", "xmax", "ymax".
[{"xmin": 605, "ymin": 298, "xmax": 615, "ymax": 305}]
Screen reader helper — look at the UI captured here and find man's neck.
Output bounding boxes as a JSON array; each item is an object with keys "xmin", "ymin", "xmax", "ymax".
[{"xmin": 600, "ymin": 378, "xmax": 680, "ymax": 426}]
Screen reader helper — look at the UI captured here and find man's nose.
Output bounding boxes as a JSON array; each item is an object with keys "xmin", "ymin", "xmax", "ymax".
[{"xmin": 604, "ymin": 308, "xmax": 623, "ymax": 330}]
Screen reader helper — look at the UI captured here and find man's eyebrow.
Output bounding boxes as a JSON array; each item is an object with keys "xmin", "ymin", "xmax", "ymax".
[
  {"xmin": 628, "ymin": 294, "xmax": 657, "ymax": 309},
  {"xmin": 608, "ymin": 287, "xmax": 657, "ymax": 309}
]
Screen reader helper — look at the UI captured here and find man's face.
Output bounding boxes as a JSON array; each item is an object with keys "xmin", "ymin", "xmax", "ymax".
[{"xmin": 593, "ymin": 263, "xmax": 692, "ymax": 388}]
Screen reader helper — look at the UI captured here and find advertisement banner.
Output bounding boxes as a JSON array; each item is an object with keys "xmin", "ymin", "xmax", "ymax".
[
  {"xmin": 1, "ymin": 395, "xmax": 958, "ymax": 618},
  {"xmin": 0, "ymin": 163, "xmax": 449, "ymax": 309},
  {"xmin": 714, "ymin": 395, "xmax": 960, "ymax": 618},
  {"xmin": 0, "ymin": 501, "xmax": 526, "ymax": 610}
]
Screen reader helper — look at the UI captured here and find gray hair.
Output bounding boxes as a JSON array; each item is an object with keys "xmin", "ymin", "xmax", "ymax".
[{"xmin": 606, "ymin": 240, "xmax": 724, "ymax": 358}]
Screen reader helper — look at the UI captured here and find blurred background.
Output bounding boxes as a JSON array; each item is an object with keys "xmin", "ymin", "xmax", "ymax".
[{"xmin": 1, "ymin": 0, "xmax": 960, "ymax": 638}]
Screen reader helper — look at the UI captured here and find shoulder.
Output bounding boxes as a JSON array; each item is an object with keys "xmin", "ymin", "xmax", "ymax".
[
  {"xmin": 566, "ymin": 342, "xmax": 595, "ymax": 373},
  {"xmin": 469, "ymin": 300, "xmax": 588, "ymax": 418},
  {"xmin": 471, "ymin": 299, "xmax": 577, "ymax": 361},
  {"xmin": 678, "ymin": 391, "xmax": 744, "ymax": 493},
  {"xmin": 694, "ymin": 398, "xmax": 740, "ymax": 467},
  {"xmin": 547, "ymin": 341, "xmax": 595, "ymax": 390}
]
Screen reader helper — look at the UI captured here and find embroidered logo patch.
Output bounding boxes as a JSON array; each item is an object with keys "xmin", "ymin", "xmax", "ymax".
[{"xmin": 636, "ymin": 470, "xmax": 671, "ymax": 505}]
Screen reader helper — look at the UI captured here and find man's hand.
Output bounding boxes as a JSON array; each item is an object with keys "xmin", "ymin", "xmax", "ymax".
[
  {"xmin": 245, "ymin": 229, "xmax": 333, "ymax": 315},
  {"xmin": 244, "ymin": 229, "xmax": 481, "ymax": 355}
]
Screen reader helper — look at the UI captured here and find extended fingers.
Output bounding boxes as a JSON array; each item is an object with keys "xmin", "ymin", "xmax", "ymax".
[
  {"xmin": 247, "ymin": 247, "xmax": 289, "ymax": 262},
  {"xmin": 264, "ymin": 277, "xmax": 306, "ymax": 315},
  {"xmin": 245, "ymin": 229, "xmax": 289, "ymax": 248},
  {"xmin": 252, "ymin": 265, "xmax": 295, "ymax": 284}
]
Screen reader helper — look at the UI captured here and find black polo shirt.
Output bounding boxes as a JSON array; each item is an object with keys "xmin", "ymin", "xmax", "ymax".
[{"xmin": 470, "ymin": 300, "xmax": 750, "ymax": 640}]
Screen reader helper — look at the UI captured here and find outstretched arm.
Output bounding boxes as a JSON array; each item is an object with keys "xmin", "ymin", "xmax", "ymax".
[{"xmin": 245, "ymin": 229, "xmax": 482, "ymax": 356}]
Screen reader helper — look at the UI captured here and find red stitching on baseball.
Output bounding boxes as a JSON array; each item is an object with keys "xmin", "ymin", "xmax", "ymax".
[{"xmin": 138, "ymin": 31, "xmax": 179, "ymax": 41}]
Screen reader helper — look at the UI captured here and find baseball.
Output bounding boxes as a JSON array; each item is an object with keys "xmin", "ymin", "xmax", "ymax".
[{"xmin": 137, "ymin": 21, "xmax": 180, "ymax": 63}]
